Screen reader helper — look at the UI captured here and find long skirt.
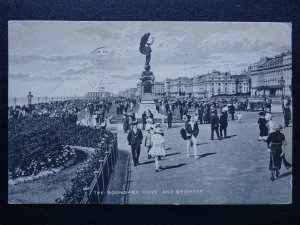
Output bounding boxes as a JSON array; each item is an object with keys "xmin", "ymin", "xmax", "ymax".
[
  {"xmin": 259, "ymin": 125, "xmax": 268, "ymax": 136},
  {"xmin": 269, "ymin": 144, "xmax": 282, "ymax": 171}
]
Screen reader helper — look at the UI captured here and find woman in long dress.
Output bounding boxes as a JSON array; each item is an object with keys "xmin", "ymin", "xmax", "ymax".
[
  {"xmin": 266, "ymin": 124, "xmax": 286, "ymax": 181},
  {"xmin": 257, "ymin": 111, "xmax": 268, "ymax": 141},
  {"xmin": 148, "ymin": 128, "xmax": 166, "ymax": 172}
]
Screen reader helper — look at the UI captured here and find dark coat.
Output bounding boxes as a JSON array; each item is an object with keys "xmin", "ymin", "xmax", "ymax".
[
  {"xmin": 167, "ymin": 112, "xmax": 173, "ymax": 121},
  {"xmin": 127, "ymin": 128, "xmax": 143, "ymax": 147},
  {"xmin": 219, "ymin": 113, "xmax": 228, "ymax": 127},
  {"xmin": 211, "ymin": 115, "xmax": 220, "ymax": 128},
  {"xmin": 185, "ymin": 122, "xmax": 199, "ymax": 138}
]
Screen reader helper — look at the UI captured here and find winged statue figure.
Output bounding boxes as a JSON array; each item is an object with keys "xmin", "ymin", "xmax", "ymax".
[{"xmin": 139, "ymin": 32, "xmax": 154, "ymax": 67}]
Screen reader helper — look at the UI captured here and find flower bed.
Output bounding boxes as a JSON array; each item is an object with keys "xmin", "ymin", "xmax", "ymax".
[
  {"xmin": 56, "ymin": 133, "xmax": 115, "ymax": 204},
  {"xmin": 8, "ymin": 116, "xmax": 109, "ymax": 180}
]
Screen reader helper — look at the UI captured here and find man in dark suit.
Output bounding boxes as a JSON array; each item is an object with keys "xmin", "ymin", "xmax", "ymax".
[
  {"xmin": 127, "ymin": 121, "xmax": 143, "ymax": 166},
  {"xmin": 219, "ymin": 111, "xmax": 228, "ymax": 138},
  {"xmin": 197, "ymin": 104, "xmax": 204, "ymax": 124},
  {"xmin": 211, "ymin": 112, "xmax": 222, "ymax": 140},
  {"xmin": 185, "ymin": 116, "xmax": 199, "ymax": 159},
  {"xmin": 167, "ymin": 109, "xmax": 173, "ymax": 128},
  {"xmin": 229, "ymin": 103, "xmax": 235, "ymax": 120}
]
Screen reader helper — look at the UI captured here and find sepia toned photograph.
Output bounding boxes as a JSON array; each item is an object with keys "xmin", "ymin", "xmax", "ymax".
[{"xmin": 8, "ymin": 21, "xmax": 292, "ymax": 204}]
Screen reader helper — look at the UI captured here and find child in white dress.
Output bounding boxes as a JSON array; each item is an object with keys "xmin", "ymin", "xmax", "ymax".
[{"xmin": 148, "ymin": 128, "xmax": 166, "ymax": 172}]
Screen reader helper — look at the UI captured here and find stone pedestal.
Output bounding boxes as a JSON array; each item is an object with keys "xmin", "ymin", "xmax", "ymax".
[{"xmin": 136, "ymin": 66, "xmax": 166, "ymax": 120}]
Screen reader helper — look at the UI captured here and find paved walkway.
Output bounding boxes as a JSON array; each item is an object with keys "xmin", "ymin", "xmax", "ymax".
[{"xmin": 116, "ymin": 111, "xmax": 292, "ymax": 204}]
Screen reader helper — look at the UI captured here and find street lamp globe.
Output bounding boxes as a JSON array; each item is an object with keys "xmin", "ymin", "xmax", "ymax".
[{"xmin": 27, "ymin": 91, "xmax": 33, "ymax": 106}]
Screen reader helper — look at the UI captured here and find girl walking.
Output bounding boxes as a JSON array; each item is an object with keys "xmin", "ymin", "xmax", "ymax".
[
  {"xmin": 144, "ymin": 127, "xmax": 153, "ymax": 159},
  {"xmin": 148, "ymin": 128, "xmax": 166, "ymax": 172}
]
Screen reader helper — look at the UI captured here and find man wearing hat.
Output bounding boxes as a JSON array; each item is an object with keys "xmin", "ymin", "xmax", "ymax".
[
  {"xmin": 211, "ymin": 111, "xmax": 222, "ymax": 140},
  {"xmin": 219, "ymin": 111, "xmax": 228, "ymax": 138},
  {"xmin": 127, "ymin": 121, "xmax": 143, "ymax": 166}
]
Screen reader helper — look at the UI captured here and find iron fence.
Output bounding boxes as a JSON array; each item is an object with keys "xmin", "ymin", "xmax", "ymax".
[{"xmin": 81, "ymin": 133, "xmax": 118, "ymax": 204}]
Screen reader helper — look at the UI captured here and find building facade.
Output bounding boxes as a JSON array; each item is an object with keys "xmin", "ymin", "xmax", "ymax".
[
  {"xmin": 153, "ymin": 81, "xmax": 165, "ymax": 96},
  {"xmin": 249, "ymin": 50, "xmax": 292, "ymax": 97},
  {"xmin": 164, "ymin": 78, "xmax": 171, "ymax": 96},
  {"xmin": 118, "ymin": 88, "xmax": 137, "ymax": 98},
  {"xmin": 86, "ymin": 91, "xmax": 112, "ymax": 99},
  {"xmin": 204, "ymin": 71, "xmax": 251, "ymax": 98},
  {"xmin": 192, "ymin": 75, "xmax": 207, "ymax": 99},
  {"xmin": 169, "ymin": 77, "xmax": 193, "ymax": 97}
]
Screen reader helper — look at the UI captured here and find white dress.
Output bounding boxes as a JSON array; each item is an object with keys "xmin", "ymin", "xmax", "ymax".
[{"xmin": 148, "ymin": 134, "xmax": 166, "ymax": 157}]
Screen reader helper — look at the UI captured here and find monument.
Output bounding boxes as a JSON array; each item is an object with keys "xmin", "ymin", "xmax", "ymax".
[{"xmin": 136, "ymin": 33, "xmax": 164, "ymax": 119}]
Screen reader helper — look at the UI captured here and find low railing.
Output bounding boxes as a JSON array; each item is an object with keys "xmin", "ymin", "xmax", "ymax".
[{"xmin": 81, "ymin": 133, "xmax": 119, "ymax": 204}]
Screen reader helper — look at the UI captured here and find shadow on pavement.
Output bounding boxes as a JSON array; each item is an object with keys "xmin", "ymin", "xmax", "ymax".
[
  {"xmin": 165, "ymin": 147, "xmax": 173, "ymax": 150},
  {"xmin": 165, "ymin": 152, "xmax": 181, "ymax": 157},
  {"xmin": 161, "ymin": 163, "xmax": 186, "ymax": 170},
  {"xmin": 224, "ymin": 135, "xmax": 237, "ymax": 139},
  {"xmin": 197, "ymin": 152, "xmax": 217, "ymax": 159},
  {"xmin": 169, "ymin": 124, "xmax": 184, "ymax": 128},
  {"xmin": 277, "ymin": 171, "xmax": 292, "ymax": 180},
  {"xmin": 197, "ymin": 142, "xmax": 208, "ymax": 146},
  {"xmin": 139, "ymin": 160, "xmax": 155, "ymax": 165}
]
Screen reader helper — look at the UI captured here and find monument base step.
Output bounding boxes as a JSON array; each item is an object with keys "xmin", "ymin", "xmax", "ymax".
[{"xmin": 136, "ymin": 100, "xmax": 166, "ymax": 120}]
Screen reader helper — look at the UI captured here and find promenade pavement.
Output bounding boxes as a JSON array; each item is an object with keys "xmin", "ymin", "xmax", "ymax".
[{"xmin": 116, "ymin": 111, "xmax": 292, "ymax": 204}]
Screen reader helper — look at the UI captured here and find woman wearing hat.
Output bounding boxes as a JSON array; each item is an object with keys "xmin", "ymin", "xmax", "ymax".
[
  {"xmin": 148, "ymin": 127, "xmax": 166, "ymax": 172},
  {"xmin": 257, "ymin": 111, "xmax": 268, "ymax": 141},
  {"xmin": 266, "ymin": 124, "xmax": 287, "ymax": 181}
]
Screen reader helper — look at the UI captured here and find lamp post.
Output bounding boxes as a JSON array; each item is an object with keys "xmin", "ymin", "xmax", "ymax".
[
  {"xmin": 14, "ymin": 98, "xmax": 17, "ymax": 108},
  {"xmin": 27, "ymin": 92, "xmax": 33, "ymax": 116},
  {"xmin": 279, "ymin": 76, "xmax": 285, "ymax": 113}
]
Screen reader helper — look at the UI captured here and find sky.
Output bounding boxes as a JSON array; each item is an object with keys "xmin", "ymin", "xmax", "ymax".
[{"xmin": 8, "ymin": 21, "xmax": 291, "ymax": 98}]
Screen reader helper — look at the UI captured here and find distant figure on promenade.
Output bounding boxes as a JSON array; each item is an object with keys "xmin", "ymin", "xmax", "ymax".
[
  {"xmin": 128, "ymin": 109, "xmax": 136, "ymax": 129},
  {"xmin": 142, "ymin": 111, "xmax": 147, "ymax": 130},
  {"xmin": 185, "ymin": 116, "xmax": 199, "ymax": 159},
  {"xmin": 145, "ymin": 118, "xmax": 153, "ymax": 131},
  {"xmin": 256, "ymin": 111, "xmax": 268, "ymax": 141},
  {"xmin": 219, "ymin": 111, "xmax": 228, "ymax": 138},
  {"xmin": 149, "ymin": 127, "xmax": 166, "ymax": 172},
  {"xmin": 144, "ymin": 126, "xmax": 153, "ymax": 159},
  {"xmin": 283, "ymin": 106, "xmax": 291, "ymax": 127},
  {"xmin": 237, "ymin": 112, "xmax": 243, "ymax": 123},
  {"xmin": 123, "ymin": 113, "xmax": 129, "ymax": 133},
  {"xmin": 167, "ymin": 109, "xmax": 173, "ymax": 128},
  {"xmin": 147, "ymin": 109, "xmax": 154, "ymax": 120},
  {"xmin": 179, "ymin": 105, "xmax": 184, "ymax": 119},
  {"xmin": 197, "ymin": 104, "xmax": 204, "ymax": 124},
  {"xmin": 266, "ymin": 124, "xmax": 287, "ymax": 181},
  {"xmin": 127, "ymin": 121, "xmax": 143, "ymax": 166},
  {"xmin": 228, "ymin": 103, "xmax": 235, "ymax": 120},
  {"xmin": 156, "ymin": 103, "xmax": 160, "ymax": 113},
  {"xmin": 211, "ymin": 112, "xmax": 221, "ymax": 140}
]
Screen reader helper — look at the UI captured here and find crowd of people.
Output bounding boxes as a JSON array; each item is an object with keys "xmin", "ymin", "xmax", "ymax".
[{"xmin": 8, "ymin": 94, "xmax": 292, "ymax": 180}]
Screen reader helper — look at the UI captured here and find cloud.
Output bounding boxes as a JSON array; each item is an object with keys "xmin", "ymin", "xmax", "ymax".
[
  {"xmin": 111, "ymin": 73, "xmax": 140, "ymax": 80},
  {"xmin": 10, "ymin": 54, "xmax": 89, "ymax": 64}
]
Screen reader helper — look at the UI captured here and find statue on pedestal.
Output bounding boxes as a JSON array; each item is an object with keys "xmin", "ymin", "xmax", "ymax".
[{"xmin": 139, "ymin": 32, "xmax": 155, "ymax": 70}]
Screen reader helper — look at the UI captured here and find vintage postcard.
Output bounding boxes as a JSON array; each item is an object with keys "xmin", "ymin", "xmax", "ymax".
[{"xmin": 8, "ymin": 21, "xmax": 292, "ymax": 204}]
